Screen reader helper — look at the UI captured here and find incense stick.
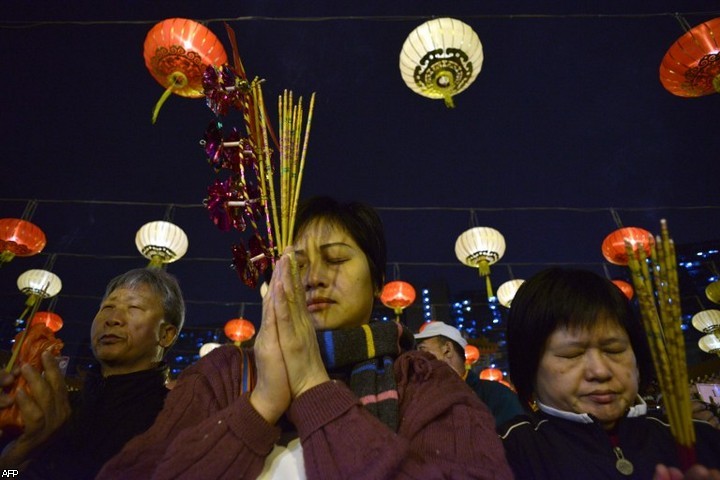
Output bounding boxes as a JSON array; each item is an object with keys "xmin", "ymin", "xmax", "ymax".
[{"xmin": 625, "ymin": 220, "xmax": 696, "ymax": 469}]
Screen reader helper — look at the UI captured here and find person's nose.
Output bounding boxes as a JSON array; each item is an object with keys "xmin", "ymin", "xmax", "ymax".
[
  {"xmin": 303, "ymin": 259, "xmax": 328, "ymax": 290},
  {"xmin": 103, "ymin": 308, "xmax": 125, "ymax": 326},
  {"xmin": 584, "ymin": 350, "xmax": 612, "ymax": 381}
]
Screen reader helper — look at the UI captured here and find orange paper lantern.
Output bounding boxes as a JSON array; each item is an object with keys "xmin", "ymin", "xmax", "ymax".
[
  {"xmin": 224, "ymin": 318, "xmax": 255, "ymax": 343},
  {"xmin": 380, "ymin": 281, "xmax": 416, "ymax": 313},
  {"xmin": 659, "ymin": 17, "xmax": 720, "ymax": 97},
  {"xmin": 601, "ymin": 227, "xmax": 654, "ymax": 266},
  {"xmin": 464, "ymin": 344, "xmax": 480, "ymax": 365},
  {"xmin": 0, "ymin": 218, "xmax": 46, "ymax": 264},
  {"xmin": 143, "ymin": 18, "xmax": 228, "ymax": 122},
  {"xmin": 611, "ymin": 279, "xmax": 634, "ymax": 300},
  {"xmin": 30, "ymin": 311, "xmax": 63, "ymax": 333},
  {"xmin": 480, "ymin": 367, "xmax": 503, "ymax": 381}
]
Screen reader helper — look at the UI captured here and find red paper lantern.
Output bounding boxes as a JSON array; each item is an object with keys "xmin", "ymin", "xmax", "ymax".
[
  {"xmin": 480, "ymin": 367, "xmax": 503, "ymax": 381},
  {"xmin": 464, "ymin": 344, "xmax": 480, "ymax": 365},
  {"xmin": 659, "ymin": 17, "xmax": 720, "ymax": 97},
  {"xmin": 611, "ymin": 279, "xmax": 634, "ymax": 300},
  {"xmin": 0, "ymin": 218, "xmax": 46, "ymax": 264},
  {"xmin": 143, "ymin": 18, "xmax": 228, "ymax": 122},
  {"xmin": 224, "ymin": 318, "xmax": 255, "ymax": 343},
  {"xmin": 30, "ymin": 311, "xmax": 63, "ymax": 333},
  {"xmin": 601, "ymin": 227, "xmax": 654, "ymax": 266},
  {"xmin": 380, "ymin": 281, "xmax": 416, "ymax": 312}
]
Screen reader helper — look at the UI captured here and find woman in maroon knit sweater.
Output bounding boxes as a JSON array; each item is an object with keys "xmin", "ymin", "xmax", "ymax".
[{"xmin": 98, "ymin": 197, "xmax": 512, "ymax": 480}]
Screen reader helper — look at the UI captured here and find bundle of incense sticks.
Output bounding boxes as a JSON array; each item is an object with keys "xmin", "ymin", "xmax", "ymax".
[
  {"xmin": 251, "ymin": 83, "xmax": 316, "ymax": 257},
  {"xmin": 625, "ymin": 219, "xmax": 696, "ymax": 469}
]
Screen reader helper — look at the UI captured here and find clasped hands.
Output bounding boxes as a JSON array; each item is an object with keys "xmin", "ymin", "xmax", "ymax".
[
  {"xmin": 250, "ymin": 248, "xmax": 330, "ymax": 425},
  {"xmin": 0, "ymin": 351, "xmax": 70, "ymax": 467}
]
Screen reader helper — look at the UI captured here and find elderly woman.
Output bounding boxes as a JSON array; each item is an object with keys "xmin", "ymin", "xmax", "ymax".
[
  {"xmin": 98, "ymin": 196, "xmax": 512, "ymax": 479},
  {"xmin": 500, "ymin": 268, "xmax": 720, "ymax": 480}
]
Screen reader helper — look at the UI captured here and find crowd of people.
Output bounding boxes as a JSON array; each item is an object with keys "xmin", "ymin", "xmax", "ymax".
[{"xmin": 0, "ymin": 196, "xmax": 719, "ymax": 479}]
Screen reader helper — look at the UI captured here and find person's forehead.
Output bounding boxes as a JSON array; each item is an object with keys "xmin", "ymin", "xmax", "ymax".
[
  {"xmin": 296, "ymin": 219, "xmax": 356, "ymax": 247},
  {"xmin": 548, "ymin": 321, "xmax": 629, "ymax": 345},
  {"xmin": 106, "ymin": 284, "xmax": 157, "ymax": 301}
]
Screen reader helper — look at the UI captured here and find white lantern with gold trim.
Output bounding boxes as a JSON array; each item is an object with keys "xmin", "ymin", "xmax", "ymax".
[
  {"xmin": 399, "ymin": 17, "xmax": 483, "ymax": 107},
  {"xmin": 135, "ymin": 221, "xmax": 189, "ymax": 267}
]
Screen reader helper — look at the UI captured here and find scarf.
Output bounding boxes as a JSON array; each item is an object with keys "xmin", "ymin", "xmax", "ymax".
[
  {"xmin": 316, "ymin": 321, "xmax": 415, "ymax": 431},
  {"xmin": 238, "ymin": 321, "xmax": 414, "ymax": 431}
]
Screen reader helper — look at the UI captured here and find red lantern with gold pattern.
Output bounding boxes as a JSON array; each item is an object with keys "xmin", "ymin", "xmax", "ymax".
[
  {"xmin": 0, "ymin": 218, "xmax": 46, "ymax": 265},
  {"xmin": 143, "ymin": 18, "xmax": 228, "ymax": 122},
  {"xmin": 464, "ymin": 344, "xmax": 480, "ymax": 366},
  {"xmin": 224, "ymin": 318, "xmax": 255, "ymax": 344},
  {"xmin": 30, "ymin": 311, "xmax": 63, "ymax": 333},
  {"xmin": 611, "ymin": 279, "xmax": 634, "ymax": 300},
  {"xmin": 601, "ymin": 227, "xmax": 654, "ymax": 266},
  {"xmin": 659, "ymin": 17, "xmax": 720, "ymax": 97},
  {"xmin": 480, "ymin": 367, "xmax": 503, "ymax": 381},
  {"xmin": 380, "ymin": 281, "xmax": 416, "ymax": 321}
]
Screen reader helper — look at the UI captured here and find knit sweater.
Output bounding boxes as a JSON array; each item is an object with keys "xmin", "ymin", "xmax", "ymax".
[{"xmin": 98, "ymin": 346, "xmax": 513, "ymax": 480}]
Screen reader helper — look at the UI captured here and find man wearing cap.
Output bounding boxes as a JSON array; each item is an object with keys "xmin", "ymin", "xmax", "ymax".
[{"xmin": 415, "ymin": 321, "xmax": 524, "ymax": 428}]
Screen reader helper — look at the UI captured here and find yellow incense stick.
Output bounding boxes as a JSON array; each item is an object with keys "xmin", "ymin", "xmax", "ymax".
[
  {"xmin": 288, "ymin": 92, "xmax": 316, "ymax": 244},
  {"xmin": 625, "ymin": 221, "xmax": 695, "ymax": 452}
]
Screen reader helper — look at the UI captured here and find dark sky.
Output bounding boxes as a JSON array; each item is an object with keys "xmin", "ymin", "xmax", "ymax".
[{"xmin": 2, "ymin": 1, "xmax": 720, "ymax": 365}]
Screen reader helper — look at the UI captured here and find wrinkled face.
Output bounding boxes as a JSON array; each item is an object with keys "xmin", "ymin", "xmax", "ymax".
[
  {"xmin": 91, "ymin": 284, "xmax": 177, "ymax": 376},
  {"xmin": 294, "ymin": 218, "xmax": 375, "ymax": 330},
  {"xmin": 535, "ymin": 314, "xmax": 639, "ymax": 430}
]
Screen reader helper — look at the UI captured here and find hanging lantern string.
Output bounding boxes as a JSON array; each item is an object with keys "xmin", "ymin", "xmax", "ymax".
[
  {"xmin": 21, "ymin": 200, "xmax": 38, "ymax": 221},
  {"xmin": 610, "ymin": 208, "xmax": 624, "ymax": 228},
  {"xmin": 163, "ymin": 204, "xmax": 176, "ymax": 223},
  {"xmin": 5, "ymin": 282, "xmax": 49, "ymax": 372},
  {"xmin": 674, "ymin": 13, "xmax": 692, "ymax": 32},
  {"xmin": 625, "ymin": 219, "xmax": 695, "ymax": 470}
]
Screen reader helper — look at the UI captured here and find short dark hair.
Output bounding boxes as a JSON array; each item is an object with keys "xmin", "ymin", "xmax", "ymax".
[
  {"xmin": 103, "ymin": 268, "xmax": 185, "ymax": 332},
  {"xmin": 506, "ymin": 268, "xmax": 652, "ymax": 408},
  {"xmin": 293, "ymin": 196, "xmax": 386, "ymax": 292}
]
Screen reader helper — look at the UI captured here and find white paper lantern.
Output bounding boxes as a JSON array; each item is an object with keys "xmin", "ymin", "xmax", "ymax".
[
  {"xmin": 698, "ymin": 334, "xmax": 720, "ymax": 354},
  {"xmin": 455, "ymin": 227, "xmax": 506, "ymax": 274},
  {"xmin": 135, "ymin": 221, "xmax": 189, "ymax": 266},
  {"xmin": 691, "ymin": 309, "xmax": 720, "ymax": 333},
  {"xmin": 199, "ymin": 342, "xmax": 221, "ymax": 357},
  {"xmin": 17, "ymin": 269, "xmax": 62, "ymax": 298},
  {"xmin": 497, "ymin": 279, "xmax": 525, "ymax": 308},
  {"xmin": 399, "ymin": 17, "xmax": 483, "ymax": 107}
]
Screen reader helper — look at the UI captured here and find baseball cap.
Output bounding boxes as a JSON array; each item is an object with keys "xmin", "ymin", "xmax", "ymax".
[{"xmin": 414, "ymin": 321, "xmax": 468, "ymax": 349}]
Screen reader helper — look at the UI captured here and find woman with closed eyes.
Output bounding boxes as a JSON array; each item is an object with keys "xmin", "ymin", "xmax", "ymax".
[{"xmin": 99, "ymin": 196, "xmax": 512, "ymax": 480}]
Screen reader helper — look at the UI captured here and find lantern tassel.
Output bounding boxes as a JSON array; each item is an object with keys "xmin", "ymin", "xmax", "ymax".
[
  {"xmin": 151, "ymin": 72, "xmax": 188, "ymax": 124},
  {"xmin": 477, "ymin": 259, "xmax": 490, "ymax": 277},
  {"xmin": 0, "ymin": 250, "xmax": 14, "ymax": 266},
  {"xmin": 485, "ymin": 275, "xmax": 494, "ymax": 301}
]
